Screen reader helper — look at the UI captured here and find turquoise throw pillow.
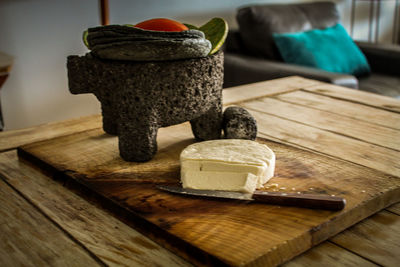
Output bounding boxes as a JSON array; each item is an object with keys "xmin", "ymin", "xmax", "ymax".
[{"xmin": 272, "ymin": 24, "xmax": 370, "ymax": 77}]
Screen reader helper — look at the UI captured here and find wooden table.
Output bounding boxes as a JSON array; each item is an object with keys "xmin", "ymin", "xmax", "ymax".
[{"xmin": 0, "ymin": 76, "xmax": 399, "ymax": 266}]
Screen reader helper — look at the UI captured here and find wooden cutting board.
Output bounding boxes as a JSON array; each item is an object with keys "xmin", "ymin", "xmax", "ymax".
[{"xmin": 18, "ymin": 122, "xmax": 400, "ymax": 266}]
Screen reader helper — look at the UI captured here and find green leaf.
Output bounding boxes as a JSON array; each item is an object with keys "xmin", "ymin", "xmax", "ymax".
[
  {"xmin": 82, "ymin": 30, "xmax": 89, "ymax": 49},
  {"xmin": 199, "ymin": 18, "xmax": 228, "ymax": 55}
]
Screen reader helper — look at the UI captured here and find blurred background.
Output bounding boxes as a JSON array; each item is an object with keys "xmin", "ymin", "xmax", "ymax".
[{"xmin": 0, "ymin": 0, "xmax": 398, "ymax": 130}]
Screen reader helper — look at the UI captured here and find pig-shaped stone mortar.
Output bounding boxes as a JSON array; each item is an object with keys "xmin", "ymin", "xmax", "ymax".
[{"xmin": 67, "ymin": 51, "xmax": 224, "ymax": 162}]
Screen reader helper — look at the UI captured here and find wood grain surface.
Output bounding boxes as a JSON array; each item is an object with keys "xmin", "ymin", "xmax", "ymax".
[
  {"xmin": 330, "ymin": 210, "xmax": 400, "ymax": 266},
  {"xmin": 245, "ymin": 108, "xmax": 400, "ymax": 177},
  {"xmin": 0, "ymin": 178, "xmax": 101, "ymax": 267},
  {"xmin": 5, "ymin": 76, "xmax": 400, "ymax": 267},
  {"xmin": 223, "ymin": 76, "xmax": 321, "ymax": 106},
  {"xmin": 18, "ymin": 121, "xmax": 400, "ymax": 266},
  {"xmin": 0, "ymin": 114, "xmax": 102, "ymax": 152},
  {"xmin": 275, "ymin": 90, "xmax": 400, "ymax": 130},
  {"xmin": 282, "ymin": 242, "xmax": 378, "ymax": 267},
  {"xmin": 247, "ymin": 97, "xmax": 400, "ymax": 150},
  {"xmin": 0, "ymin": 151, "xmax": 190, "ymax": 267},
  {"xmin": 304, "ymin": 83, "xmax": 400, "ymax": 113}
]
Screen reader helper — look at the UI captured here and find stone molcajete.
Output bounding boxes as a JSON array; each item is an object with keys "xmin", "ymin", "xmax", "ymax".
[
  {"xmin": 67, "ymin": 18, "xmax": 256, "ymax": 162},
  {"xmin": 68, "ymin": 51, "xmax": 223, "ymax": 162}
]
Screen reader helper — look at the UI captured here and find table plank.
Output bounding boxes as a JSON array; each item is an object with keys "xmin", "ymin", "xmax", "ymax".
[
  {"xmin": 275, "ymin": 90, "xmax": 400, "ymax": 130},
  {"xmin": 223, "ymin": 76, "xmax": 321, "ymax": 106},
  {"xmin": 246, "ymin": 97, "xmax": 400, "ymax": 151},
  {"xmin": 0, "ymin": 178, "xmax": 101, "ymax": 267},
  {"xmin": 304, "ymin": 83, "xmax": 400, "ymax": 113},
  {"xmin": 330, "ymin": 210, "xmax": 400, "ymax": 266},
  {"xmin": 242, "ymin": 104, "xmax": 400, "ymax": 177},
  {"xmin": 282, "ymin": 242, "xmax": 377, "ymax": 267},
  {"xmin": 0, "ymin": 114, "xmax": 102, "ymax": 152},
  {"xmin": 0, "ymin": 150, "xmax": 190, "ymax": 267}
]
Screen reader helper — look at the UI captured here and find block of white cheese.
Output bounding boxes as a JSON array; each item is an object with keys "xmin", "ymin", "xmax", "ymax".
[{"xmin": 180, "ymin": 139, "xmax": 275, "ymax": 193}]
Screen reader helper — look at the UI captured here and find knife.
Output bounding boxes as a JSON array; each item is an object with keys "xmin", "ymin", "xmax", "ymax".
[{"xmin": 158, "ymin": 185, "xmax": 346, "ymax": 211}]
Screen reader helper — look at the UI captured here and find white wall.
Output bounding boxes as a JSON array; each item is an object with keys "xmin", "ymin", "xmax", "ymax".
[
  {"xmin": 0, "ymin": 0, "xmax": 397, "ymax": 130},
  {"xmin": 0, "ymin": 0, "xmax": 100, "ymax": 130}
]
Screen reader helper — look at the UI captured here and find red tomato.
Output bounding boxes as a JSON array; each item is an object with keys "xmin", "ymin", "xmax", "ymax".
[{"xmin": 134, "ymin": 18, "xmax": 188, "ymax": 32}]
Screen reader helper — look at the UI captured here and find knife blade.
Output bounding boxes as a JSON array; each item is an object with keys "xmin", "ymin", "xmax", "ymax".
[{"xmin": 158, "ymin": 185, "xmax": 346, "ymax": 211}]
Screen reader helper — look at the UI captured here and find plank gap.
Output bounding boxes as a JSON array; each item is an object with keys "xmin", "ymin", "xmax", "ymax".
[
  {"xmin": 282, "ymin": 240, "xmax": 379, "ymax": 267},
  {"xmin": 385, "ymin": 209, "xmax": 400, "ymax": 217},
  {"xmin": 386, "ymin": 202, "xmax": 400, "ymax": 216},
  {"xmin": 326, "ymin": 240, "xmax": 382, "ymax": 266},
  {"xmin": 224, "ymin": 88, "xmax": 300, "ymax": 107},
  {"xmin": 223, "ymin": 76, "xmax": 321, "ymax": 106},
  {"xmin": 0, "ymin": 147, "xmax": 16, "ymax": 153},
  {"xmin": 274, "ymin": 90, "xmax": 400, "ymax": 131},
  {"xmin": 303, "ymin": 88, "xmax": 400, "ymax": 114},
  {"xmin": 329, "ymin": 210, "xmax": 400, "ymax": 266},
  {"xmin": 257, "ymin": 130, "xmax": 400, "ymax": 180}
]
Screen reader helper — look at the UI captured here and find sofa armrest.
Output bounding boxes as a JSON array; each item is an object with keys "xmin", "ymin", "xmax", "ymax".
[
  {"xmin": 223, "ymin": 29, "xmax": 251, "ymax": 56},
  {"xmin": 356, "ymin": 41, "xmax": 400, "ymax": 76},
  {"xmin": 224, "ymin": 53, "xmax": 358, "ymax": 89}
]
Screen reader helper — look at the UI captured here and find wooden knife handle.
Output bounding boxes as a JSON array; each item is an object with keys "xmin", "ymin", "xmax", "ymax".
[{"xmin": 252, "ymin": 191, "xmax": 346, "ymax": 211}]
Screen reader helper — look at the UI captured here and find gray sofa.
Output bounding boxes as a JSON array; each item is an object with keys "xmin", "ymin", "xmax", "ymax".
[{"xmin": 223, "ymin": 2, "xmax": 400, "ymax": 98}]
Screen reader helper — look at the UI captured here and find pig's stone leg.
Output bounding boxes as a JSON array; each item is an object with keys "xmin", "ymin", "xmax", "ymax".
[
  {"xmin": 118, "ymin": 118, "xmax": 159, "ymax": 162},
  {"xmin": 100, "ymin": 103, "xmax": 118, "ymax": 135},
  {"xmin": 94, "ymin": 94, "xmax": 118, "ymax": 135},
  {"xmin": 190, "ymin": 102, "xmax": 222, "ymax": 140}
]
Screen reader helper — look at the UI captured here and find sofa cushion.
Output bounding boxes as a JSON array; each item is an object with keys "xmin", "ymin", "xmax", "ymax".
[
  {"xmin": 272, "ymin": 23, "xmax": 370, "ymax": 77},
  {"xmin": 236, "ymin": 2, "xmax": 339, "ymax": 60}
]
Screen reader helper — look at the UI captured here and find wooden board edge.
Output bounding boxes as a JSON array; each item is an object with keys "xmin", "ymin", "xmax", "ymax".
[{"xmin": 246, "ymin": 232, "xmax": 313, "ymax": 267}]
